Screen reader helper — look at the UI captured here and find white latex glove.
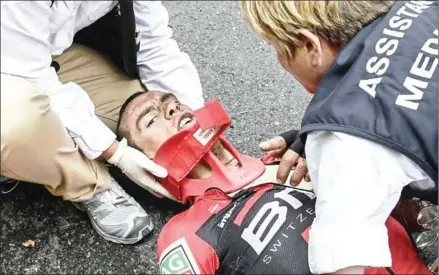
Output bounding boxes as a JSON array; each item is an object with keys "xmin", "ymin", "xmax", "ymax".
[{"xmin": 108, "ymin": 138, "xmax": 176, "ymax": 200}]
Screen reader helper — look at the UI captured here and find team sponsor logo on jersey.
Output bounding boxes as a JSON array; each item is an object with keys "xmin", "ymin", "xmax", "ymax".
[{"xmin": 159, "ymin": 238, "xmax": 201, "ymax": 274}]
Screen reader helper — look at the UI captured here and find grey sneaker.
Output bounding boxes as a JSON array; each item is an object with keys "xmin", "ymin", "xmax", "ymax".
[{"xmin": 73, "ymin": 176, "xmax": 154, "ymax": 244}]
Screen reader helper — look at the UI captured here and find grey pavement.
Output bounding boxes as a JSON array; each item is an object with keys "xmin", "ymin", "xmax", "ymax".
[
  {"xmin": 1, "ymin": 1, "xmax": 436, "ymax": 275},
  {"xmin": 0, "ymin": 2, "xmax": 309, "ymax": 274}
]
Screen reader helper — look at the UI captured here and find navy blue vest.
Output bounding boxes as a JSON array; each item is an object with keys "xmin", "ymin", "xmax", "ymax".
[{"xmin": 300, "ymin": 1, "xmax": 438, "ymax": 201}]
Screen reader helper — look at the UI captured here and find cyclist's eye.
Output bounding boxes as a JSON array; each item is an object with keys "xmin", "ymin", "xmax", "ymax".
[{"xmin": 147, "ymin": 116, "xmax": 157, "ymax": 128}]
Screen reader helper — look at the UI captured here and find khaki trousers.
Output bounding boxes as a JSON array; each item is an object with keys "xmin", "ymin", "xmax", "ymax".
[{"xmin": 1, "ymin": 44, "xmax": 146, "ymax": 202}]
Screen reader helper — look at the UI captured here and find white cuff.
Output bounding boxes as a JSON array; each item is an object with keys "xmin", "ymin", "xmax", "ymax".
[
  {"xmin": 46, "ymin": 81, "xmax": 116, "ymax": 159},
  {"xmin": 70, "ymin": 115, "xmax": 116, "ymax": 159},
  {"xmin": 308, "ymin": 222, "xmax": 392, "ymax": 274}
]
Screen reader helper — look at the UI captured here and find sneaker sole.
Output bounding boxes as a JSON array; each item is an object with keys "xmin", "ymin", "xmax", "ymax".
[{"xmin": 73, "ymin": 203, "xmax": 154, "ymax": 245}]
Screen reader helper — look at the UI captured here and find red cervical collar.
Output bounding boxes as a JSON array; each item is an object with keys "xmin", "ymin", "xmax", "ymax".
[{"xmin": 153, "ymin": 100, "xmax": 266, "ymax": 203}]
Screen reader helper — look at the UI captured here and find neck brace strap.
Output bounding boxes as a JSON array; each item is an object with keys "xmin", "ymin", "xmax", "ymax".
[{"xmin": 153, "ymin": 100, "xmax": 266, "ymax": 203}]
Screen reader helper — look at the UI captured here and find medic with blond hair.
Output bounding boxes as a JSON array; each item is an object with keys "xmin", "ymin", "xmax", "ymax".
[{"xmin": 240, "ymin": 1, "xmax": 438, "ymax": 274}]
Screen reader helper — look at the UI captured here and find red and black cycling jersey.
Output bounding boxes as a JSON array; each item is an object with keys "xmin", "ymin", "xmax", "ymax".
[{"xmin": 157, "ymin": 183, "xmax": 430, "ymax": 275}]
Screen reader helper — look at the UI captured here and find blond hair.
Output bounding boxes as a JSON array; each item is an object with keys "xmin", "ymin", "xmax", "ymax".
[{"xmin": 241, "ymin": 1, "xmax": 393, "ymax": 59}]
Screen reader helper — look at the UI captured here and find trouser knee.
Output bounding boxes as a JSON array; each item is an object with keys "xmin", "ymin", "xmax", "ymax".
[
  {"xmin": 1, "ymin": 74, "xmax": 52, "ymax": 154},
  {"xmin": 1, "ymin": 73, "xmax": 111, "ymax": 200}
]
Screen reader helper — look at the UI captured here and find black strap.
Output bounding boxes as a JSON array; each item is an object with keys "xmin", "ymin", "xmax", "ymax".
[
  {"xmin": 50, "ymin": 0, "xmax": 55, "ymax": 8},
  {"xmin": 72, "ymin": 1, "xmax": 139, "ymax": 78},
  {"xmin": 385, "ymin": 267, "xmax": 396, "ymax": 275},
  {"xmin": 117, "ymin": 0, "xmax": 139, "ymax": 78}
]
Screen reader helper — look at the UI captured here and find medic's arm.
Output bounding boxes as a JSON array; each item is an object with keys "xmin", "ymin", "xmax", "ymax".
[
  {"xmin": 0, "ymin": 1, "xmax": 115, "ymax": 159},
  {"xmin": 157, "ymin": 213, "xmax": 219, "ymax": 274},
  {"xmin": 305, "ymin": 131, "xmax": 432, "ymax": 274},
  {"xmin": 133, "ymin": 1, "xmax": 204, "ymax": 110}
]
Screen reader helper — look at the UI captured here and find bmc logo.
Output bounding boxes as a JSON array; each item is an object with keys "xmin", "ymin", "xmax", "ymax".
[
  {"xmin": 241, "ymin": 188, "xmax": 315, "ymax": 254},
  {"xmin": 159, "ymin": 238, "xmax": 201, "ymax": 274}
]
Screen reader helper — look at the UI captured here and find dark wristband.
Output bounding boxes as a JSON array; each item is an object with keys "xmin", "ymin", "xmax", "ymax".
[
  {"xmin": 288, "ymin": 138, "xmax": 305, "ymax": 157},
  {"xmin": 279, "ymin": 129, "xmax": 300, "ymax": 146}
]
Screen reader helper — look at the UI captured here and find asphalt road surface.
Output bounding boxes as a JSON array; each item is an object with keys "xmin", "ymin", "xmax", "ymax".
[{"xmin": 0, "ymin": 2, "xmax": 310, "ymax": 274}]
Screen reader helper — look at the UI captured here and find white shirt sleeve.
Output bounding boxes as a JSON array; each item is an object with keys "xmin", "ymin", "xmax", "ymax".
[
  {"xmin": 133, "ymin": 1, "xmax": 205, "ymax": 110},
  {"xmin": 305, "ymin": 131, "xmax": 433, "ymax": 274},
  {"xmin": 1, "ymin": 1, "xmax": 116, "ymax": 160}
]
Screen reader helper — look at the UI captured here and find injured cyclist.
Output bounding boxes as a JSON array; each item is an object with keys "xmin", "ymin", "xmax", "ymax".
[{"xmin": 116, "ymin": 91, "xmax": 430, "ymax": 274}]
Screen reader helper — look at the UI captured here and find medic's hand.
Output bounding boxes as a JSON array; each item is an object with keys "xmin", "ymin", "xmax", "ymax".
[
  {"xmin": 259, "ymin": 130, "xmax": 310, "ymax": 185},
  {"xmin": 107, "ymin": 138, "xmax": 176, "ymax": 200}
]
